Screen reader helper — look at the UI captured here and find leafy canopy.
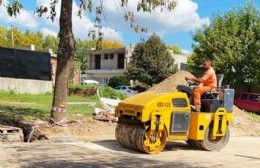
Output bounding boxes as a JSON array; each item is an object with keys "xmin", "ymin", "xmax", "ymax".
[
  {"xmin": 167, "ymin": 44, "xmax": 183, "ymax": 54},
  {"xmin": 125, "ymin": 34, "xmax": 178, "ymax": 86},
  {"xmin": 101, "ymin": 40, "xmax": 124, "ymax": 49},
  {"xmin": 0, "ymin": 27, "xmax": 43, "ymax": 50},
  {"xmin": 190, "ymin": 2, "xmax": 260, "ymax": 86}
]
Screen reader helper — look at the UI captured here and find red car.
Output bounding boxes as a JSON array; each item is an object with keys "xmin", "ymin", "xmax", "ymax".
[{"xmin": 234, "ymin": 92, "xmax": 260, "ymax": 113}]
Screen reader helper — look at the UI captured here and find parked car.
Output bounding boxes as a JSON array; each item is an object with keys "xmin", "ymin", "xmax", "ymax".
[
  {"xmin": 115, "ymin": 85, "xmax": 138, "ymax": 96},
  {"xmin": 82, "ymin": 79, "xmax": 99, "ymax": 85},
  {"xmin": 234, "ymin": 92, "xmax": 260, "ymax": 113}
]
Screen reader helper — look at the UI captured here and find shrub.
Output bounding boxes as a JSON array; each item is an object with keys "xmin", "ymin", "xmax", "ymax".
[
  {"xmin": 68, "ymin": 84, "xmax": 97, "ymax": 97},
  {"xmin": 98, "ymin": 86, "xmax": 127, "ymax": 100},
  {"xmin": 68, "ymin": 84, "xmax": 127, "ymax": 100},
  {"xmin": 108, "ymin": 75, "xmax": 130, "ymax": 88},
  {"xmin": 133, "ymin": 85, "xmax": 147, "ymax": 93}
]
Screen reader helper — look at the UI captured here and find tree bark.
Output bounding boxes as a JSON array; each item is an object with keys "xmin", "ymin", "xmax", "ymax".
[{"xmin": 50, "ymin": 0, "xmax": 75, "ymax": 126}]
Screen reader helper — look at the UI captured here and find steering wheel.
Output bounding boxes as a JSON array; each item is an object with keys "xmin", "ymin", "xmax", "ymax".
[{"xmin": 185, "ymin": 78, "xmax": 199, "ymax": 86}]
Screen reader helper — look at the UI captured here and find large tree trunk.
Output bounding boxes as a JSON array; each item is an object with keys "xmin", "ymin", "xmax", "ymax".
[{"xmin": 50, "ymin": 0, "xmax": 75, "ymax": 126}]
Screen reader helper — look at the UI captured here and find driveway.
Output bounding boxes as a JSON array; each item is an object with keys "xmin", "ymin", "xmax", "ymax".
[{"xmin": 0, "ymin": 136, "xmax": 259, "ymax": 168}]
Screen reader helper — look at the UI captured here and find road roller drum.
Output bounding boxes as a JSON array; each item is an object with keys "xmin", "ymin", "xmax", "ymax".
[{"xmin": 115, "ymin": 122, "xmax": 167, "ymax": 154}]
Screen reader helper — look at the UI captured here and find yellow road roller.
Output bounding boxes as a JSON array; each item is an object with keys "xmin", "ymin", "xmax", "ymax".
[{"xmin": 115, "ymin": 85, "xmax": 234, "ymax": 154}]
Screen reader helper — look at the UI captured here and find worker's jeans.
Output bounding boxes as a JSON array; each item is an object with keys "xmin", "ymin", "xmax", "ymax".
[{"xmin": 193, "ymin": 86, "xmax": 215, "ymax": 109}]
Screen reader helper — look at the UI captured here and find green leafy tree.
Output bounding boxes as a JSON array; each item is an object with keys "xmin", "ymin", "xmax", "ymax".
[
  {"xmin": 41, "ymin": 35, "xmax": 59, "ymax": 53},
  {"xmin": 41, "ymin": 36, "xmax": 95, "ymax": 73},
  {"xmin": 167, "ymin": 44, "xmax": 183, "ymax": 54},
  {"xmin": 23, "ymin": 30, "xmax": 43, "ymax": 50},
  {"xmin": 1, "ymin": 0, "xmax": 177, "ymax": 125},
  {"xmin": 108, "ymin": 75, "xmax": 130, "ymax": 88},
  {"xmin": 0, "ymin": 27, "xmax": 43, "ymax": 50},
  {"xmin": 125, "ymin": 35, "xmax": 178, "ymax": 86},
  {"xmin": 75, "ymin": 39, "xmax": 95, "ymax": 72},
  {"xmin": 101, "ymin": 40, "xmax": 124, "ymax": 49},
  {"xmin": 190, "ymin": 2, "xmax": 260, "ymax": 86},
  {"xmin": 0, "ymin": 27, "xmax": 12, "ymax": 47}
]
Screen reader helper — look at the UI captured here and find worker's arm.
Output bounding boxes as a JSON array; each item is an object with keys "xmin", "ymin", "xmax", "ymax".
[
  {"xmin": 186, "ymin": 77, "xmax": 204, "ymax": 83},
  {"xmin": 192, "ymin": 77, "xmax": 204, "ymax": 83},
  {"xmin": 186, "ymin": 68, "xmax": 213, "ymax": 84}
]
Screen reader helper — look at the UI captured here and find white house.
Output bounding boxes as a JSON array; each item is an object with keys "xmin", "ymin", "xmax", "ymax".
[
  {"xmin": 168, "ymin": 50, "xmax": 188, "ymax": 70},
  {"xmin": 83, "ymin": 46, "xmax": 134, "ymax": 85},
  {"xmin": 83, "ymin": 46, "xmax": 188, "ymax": 85}
]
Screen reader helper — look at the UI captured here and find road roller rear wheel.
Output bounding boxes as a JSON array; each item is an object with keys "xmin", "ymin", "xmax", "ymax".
[
  {"xmin": 200, "ymin": 124, "xmax": 230, "ymax": 151},
  {"xmin": 115, "ymin": 123, "xmax": 167, "ymax": 154}
]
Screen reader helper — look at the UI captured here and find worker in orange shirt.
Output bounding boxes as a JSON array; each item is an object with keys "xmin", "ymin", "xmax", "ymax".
[{"xmin": 186, "ymin": 58, "xmax": 217, "ymax": 112}]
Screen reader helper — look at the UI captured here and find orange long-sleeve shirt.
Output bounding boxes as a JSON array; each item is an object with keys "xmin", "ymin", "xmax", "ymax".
[{"xmin": 202, "ymin": 67, "xmax": 217, "ymax": 88}]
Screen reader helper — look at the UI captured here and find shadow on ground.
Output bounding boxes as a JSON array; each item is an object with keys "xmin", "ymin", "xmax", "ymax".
[
  {"xmin": 2, "ymin": 138, "xmax": 204, "ymax": 168},
  {"xmin": 24, "ymin": 155, "xmax": 193, "ymax": 168},
  {"xmin": 92, "ymin": 139, "xmax": 200, "ymax": 154},
  {"xmin": 164, "ymin": 141, "xmax": 203, "ymax": 151}
]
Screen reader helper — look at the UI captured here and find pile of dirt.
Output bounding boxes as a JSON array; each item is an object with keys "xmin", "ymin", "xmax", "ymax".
[
  {"xmin": 148, "ymin": 70, "xmax": 195, "ymax": 92},
  {"xmin": 67, "ymin": 118, "xmax": 116, "ymax": 140},
  {"xmin": 230, "ymin": 105, "xmax": 260, "ymax": 136}
]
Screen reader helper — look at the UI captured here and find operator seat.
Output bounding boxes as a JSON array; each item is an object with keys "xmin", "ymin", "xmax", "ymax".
[
  {"xmin": 201, "ymin": 74, "xmax": 224, "ymax": 99},
  {"xmin": 201, "ymin": 74, "xmax": 224, "ymax": 112}
]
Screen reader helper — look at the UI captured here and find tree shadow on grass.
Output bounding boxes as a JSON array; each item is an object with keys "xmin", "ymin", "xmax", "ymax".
[
  {"xmin": 0, "ymin": 104, "xmax": 48, "ymax": 123},
  {"xmin": 0, "ymin": 104, "xmax": 49, "ymax": 141}
]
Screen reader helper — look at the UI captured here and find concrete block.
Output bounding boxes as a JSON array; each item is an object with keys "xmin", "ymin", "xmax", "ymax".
[
  {"xmin": 0, "ymin": 77, "xmax": 52, "ymax": 94},
  {"xmin": 0, "ymin": 125, "xmax": 24, "ymax": 143}
]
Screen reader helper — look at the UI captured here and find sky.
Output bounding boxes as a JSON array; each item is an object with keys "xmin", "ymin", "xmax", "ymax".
[{"xmin": 0, "ymin": 0, "xmax": 259, "ymax": 53}]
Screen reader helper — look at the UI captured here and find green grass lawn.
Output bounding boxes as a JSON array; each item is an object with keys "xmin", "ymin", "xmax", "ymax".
[{"xmin": 0, "ymin": 91, "xmax": 99, "ymax": 122}]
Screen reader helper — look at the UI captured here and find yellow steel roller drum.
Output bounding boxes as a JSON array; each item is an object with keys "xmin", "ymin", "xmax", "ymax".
[{"xmin": 115, "ymin": 123, "xmax": 167, "ymax": 154}]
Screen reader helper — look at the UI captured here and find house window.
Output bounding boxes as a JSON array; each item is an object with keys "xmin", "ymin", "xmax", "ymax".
[
  {"xmin": 104, "ymin": 54, "xmax": 108, "ymax": 60},
  {"xmin": 117, "ymin": 53, "xmax": 125, "ymax": 69},
  {"xmin": 109, "ymin": 53, "xmax": 114, "ymax": 59},
  {"xmin": 95, "ymin": 55, "xmax": 101, "ymax": 69}
]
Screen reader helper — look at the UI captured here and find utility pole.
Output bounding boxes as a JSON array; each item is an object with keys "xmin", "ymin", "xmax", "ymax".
[{"xmin": 11, "ymin": 25, "xmax": 14, "ymax": 48}]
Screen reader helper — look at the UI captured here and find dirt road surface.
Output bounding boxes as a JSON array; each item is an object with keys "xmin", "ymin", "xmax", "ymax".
[{"xmin": 0, "ymin": 136, "xmax": 259, "ymax": 168}]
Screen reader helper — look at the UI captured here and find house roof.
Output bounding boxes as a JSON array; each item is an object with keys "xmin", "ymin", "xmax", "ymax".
[{"xmin": 86, "ymin": 47, "xmax": 126, "ymax": 55}]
